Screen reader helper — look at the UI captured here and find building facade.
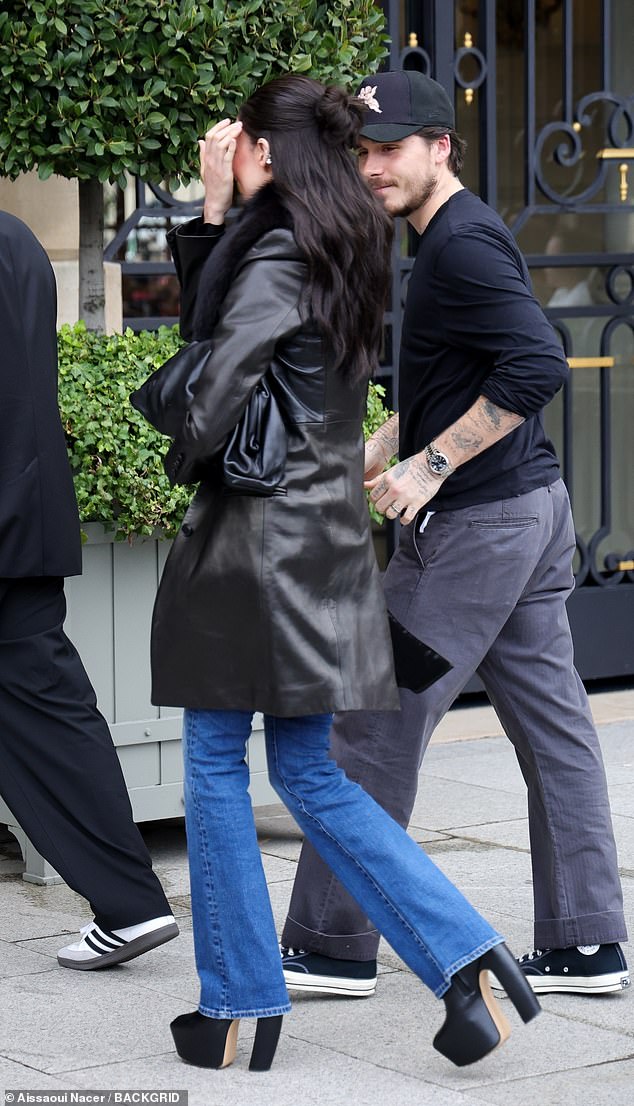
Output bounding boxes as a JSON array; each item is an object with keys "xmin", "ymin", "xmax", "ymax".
[{"xmin": 74, "ymin": 1, "xmax": 634, "ymax": 682}]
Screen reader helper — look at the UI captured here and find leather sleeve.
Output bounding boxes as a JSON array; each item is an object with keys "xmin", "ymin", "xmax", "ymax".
[
  {"xmin": 167, "ymin": 219, "xmax": 225, "ymax": 340},
  {"xmin": 165, "ymin": 239, "xmax": 306, "ymax": 486}
]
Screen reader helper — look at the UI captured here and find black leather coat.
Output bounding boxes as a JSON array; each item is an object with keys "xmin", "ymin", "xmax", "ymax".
[
  {"xmin": 0, "ymin": 212, "xmax": 81, "ymax": 578},
  {"xmin": 151, "ymin": 195, "xmax": 397, "ymax": 715}
]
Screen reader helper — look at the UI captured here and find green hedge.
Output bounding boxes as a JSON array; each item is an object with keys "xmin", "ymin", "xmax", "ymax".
[
  {"xmin": 57, "ymin": 322, "xmax": 392, "ymax": 539},
  {"xmin": 0, "ymin": 1, "xmax": 388, "ymax": 187}
]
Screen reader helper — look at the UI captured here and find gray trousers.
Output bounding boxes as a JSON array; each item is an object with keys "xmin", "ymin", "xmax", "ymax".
[{"xmin": 281, "ymin": 480, "xmax": 627, "ymax": 958}]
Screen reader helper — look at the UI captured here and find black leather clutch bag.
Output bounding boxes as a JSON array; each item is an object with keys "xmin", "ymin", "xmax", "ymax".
[
  {"xmin": 221, "ymin": 374, "xmax": 287, "ymax": 495},
  {"xmin": 388, "ymin": 612, "xmax": 453, "ymax": 693}
]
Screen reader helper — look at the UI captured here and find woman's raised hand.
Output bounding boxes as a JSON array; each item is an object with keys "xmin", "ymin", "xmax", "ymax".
[{"xmin": 199, "ymin": 119, "xmax": 243, "ymax": 225}]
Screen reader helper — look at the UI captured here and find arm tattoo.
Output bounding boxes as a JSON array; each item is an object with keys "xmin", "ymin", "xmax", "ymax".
[
  {"xmin": 480, "ymin": 398, "xmax": 524, "ymax": 432},
  {"xmin": 482, "ymin": 398, "xmax": 503, "ymax": 429},
  {"xmin": 477, "ymin": 398, "xmax": 524, "ymax": 434},
  {"xmin": 371, "ymin": 413, "xmax": 400, "ymax": 461},
  {"xmin": 437, "ymin": 396, "xmax": 525, "ymax": 469},
  {"xmin": 449, "ymin": 427, "xmax": 484, "ymax": 452}
]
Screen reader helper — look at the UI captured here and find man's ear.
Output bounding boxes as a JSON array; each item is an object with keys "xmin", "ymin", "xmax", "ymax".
[{"xmin": 435, "ymin": 133, "xmax": 452, "ymax": 165}]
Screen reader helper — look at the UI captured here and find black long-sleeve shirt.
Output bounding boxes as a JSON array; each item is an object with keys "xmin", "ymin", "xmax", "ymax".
[{"xmin": 399, "ymin": 189, "xmax": 567, "ymax": 509}]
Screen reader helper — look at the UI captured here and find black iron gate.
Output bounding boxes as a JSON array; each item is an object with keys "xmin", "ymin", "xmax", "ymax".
[{"xmin": 107, "ymin": 0, "xmax": 634, "ymax": 682}]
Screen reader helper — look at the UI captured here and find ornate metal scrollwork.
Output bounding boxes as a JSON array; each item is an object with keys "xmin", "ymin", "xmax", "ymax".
[
  {"xmin": 606, "ymin": 265, "xmax": 634, "ymax": 306},
  {"xmin": 576, "ymin": 314, "xmax": 634, "ymax": 587},
  {"xmin": 534, "ymin": 92, "xmax": 634, "ymax": 206},
  {"xmin": 399, "ymin": 33, "xmax": 431, "ymax": 75},
  {"xmin": 453, "ymin": 33, "xmax": 487, "ymax": 106}
]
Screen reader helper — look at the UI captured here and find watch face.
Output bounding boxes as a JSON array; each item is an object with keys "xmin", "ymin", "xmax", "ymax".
[
  {"xmin": 426, "ymin": 446, "xmax": 450, "ymax": 475},
  {"xmin": 429, "ymin": 456, "xmax": 447, "ymax": 474}
]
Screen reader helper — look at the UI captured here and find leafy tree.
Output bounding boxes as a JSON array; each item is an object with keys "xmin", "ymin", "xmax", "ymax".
[{"xmin": 0, "ymin": 0, "xmax": 387, "ymax": 329}]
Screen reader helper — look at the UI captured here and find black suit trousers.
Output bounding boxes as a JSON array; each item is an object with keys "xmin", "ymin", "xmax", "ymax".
[{"xmin": 0, "ymin": 576, "xmax": 170, "ymax": 929}]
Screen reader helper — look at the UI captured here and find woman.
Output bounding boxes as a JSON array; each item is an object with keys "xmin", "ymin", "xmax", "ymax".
[{"xmin": 151, "ymin": 74, "xmax": 540, "ymax": 1072}]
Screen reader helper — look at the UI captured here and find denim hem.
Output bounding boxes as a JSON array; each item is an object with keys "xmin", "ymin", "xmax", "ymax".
[
  {"xmin": 435, "ymin": 935, "xmax": 505, "ymax": 999},
  {"xmin": 199, "ymin": 1002, "xmax": 291, "ymax": 1019}
]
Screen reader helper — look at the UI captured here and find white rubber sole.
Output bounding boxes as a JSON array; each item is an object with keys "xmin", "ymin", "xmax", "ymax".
[
  {"xmin": 283, "ymin": 970, "xmax": 376, "ymax": 997},
  {"xmin": 489, "ymin": 969, "xmax": 630, "ymax": 995},
  {"xmin": 58, "ymin": 921, "xmax": 179, "ymax": 970}
]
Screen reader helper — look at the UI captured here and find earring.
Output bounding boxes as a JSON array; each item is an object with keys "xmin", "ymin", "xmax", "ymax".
[{"xmin": 265, "ymin": 155, "xmax": 272, "ymax": 165}]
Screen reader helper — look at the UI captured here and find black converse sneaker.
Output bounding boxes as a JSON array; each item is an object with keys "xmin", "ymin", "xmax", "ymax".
[
  {"xmin": 490, "ymin": 943, "xmax": 629, "ymax": 995},
  {"xmin": 281, "ymin": 947, "xmax": 377, "ymax": 996}
]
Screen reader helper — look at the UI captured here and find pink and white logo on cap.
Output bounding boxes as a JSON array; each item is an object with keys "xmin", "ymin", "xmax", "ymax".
[{"xmin": 357, "ymin": 85, "xmax": 382, "ymax": 113}]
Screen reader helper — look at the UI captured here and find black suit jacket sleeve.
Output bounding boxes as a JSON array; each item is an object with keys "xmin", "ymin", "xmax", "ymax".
[{"xmin": 0, "ymin": 211, "xmax": 82, "ymax": 577}]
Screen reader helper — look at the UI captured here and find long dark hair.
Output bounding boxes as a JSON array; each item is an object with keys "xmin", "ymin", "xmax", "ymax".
[{"xmin": 239, "ymin": 75, "xmax": 393, "ymax": 383}]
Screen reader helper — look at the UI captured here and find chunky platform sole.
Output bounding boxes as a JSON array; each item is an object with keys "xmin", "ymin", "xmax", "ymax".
[
  {"xmin": 434, "ymin": 944, "xmax": 541, "ymax": 1067},
  {"xmin": 170, "ymin": 1011, "xmax": 282, "ymax": 1071},
  {"xmin": 57, "ymin": 921, "xmax": 179, "ymax": 970}
]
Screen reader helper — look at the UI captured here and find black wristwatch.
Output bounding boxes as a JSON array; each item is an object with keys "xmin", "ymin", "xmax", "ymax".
[{"xmin": 424, "ymin": 442, "xmax": 454, "ymax": 478}]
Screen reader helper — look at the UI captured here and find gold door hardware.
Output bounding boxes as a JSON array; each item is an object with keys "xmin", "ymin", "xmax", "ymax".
[
  {"xmin": 567, "ymin": 357, "xmax": 615, "ymax": 369},
  {"xmin": 596, "ymin": 148, "xmax": 634, "ymax": 157},
  {"xmin": 464, "ymin": 34, "xmax": 474, "ymax": 104},
  {"xmin": 596, "ymin": 148, "xmax": 634, "ymax": 202},
  {"xmin": 619, "ymin": 163, "xmax": 629, "ymax": 202},
  {"xmin": 616, "ymin": 560, "xmax": 634, "ymax": 571},
  {"xmin": 408, "ymin": 32, "xmax": 418, "ymax": 47}
]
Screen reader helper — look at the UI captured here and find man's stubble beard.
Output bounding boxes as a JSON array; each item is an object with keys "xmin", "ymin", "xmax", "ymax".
[{"xmin": 388, "ymin": 173, "xmax": 438, "ymax": 219}]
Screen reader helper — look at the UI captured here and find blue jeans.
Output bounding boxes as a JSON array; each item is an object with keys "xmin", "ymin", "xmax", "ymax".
[{"xmin": 183, "ymin": 708, "xmax": 502, "ymax": 1018}]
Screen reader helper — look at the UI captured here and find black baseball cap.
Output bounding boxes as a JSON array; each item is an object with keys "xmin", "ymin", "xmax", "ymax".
[{"xmin": 356, "ymin": 70, "xmax": 455, "ymax": 141}]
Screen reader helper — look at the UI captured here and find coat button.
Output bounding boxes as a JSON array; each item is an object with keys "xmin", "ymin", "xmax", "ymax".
[{"xmin": 182, "ymin": 523, "xmax": 193, "ymax": 537}]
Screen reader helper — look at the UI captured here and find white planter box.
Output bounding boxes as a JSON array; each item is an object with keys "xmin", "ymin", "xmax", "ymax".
[{"xmin": 0, "ymin": 523, "xmax": 276, "ymax": 883}]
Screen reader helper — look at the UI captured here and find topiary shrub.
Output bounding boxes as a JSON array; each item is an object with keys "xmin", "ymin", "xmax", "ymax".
[
  {"xmin": 57, "ymin": 322, "xmax": 392, "ymax": 539},
  {"xmin": 0, "ymin": 0, "xmax": 388, "ymax": 327},
  {"xmin": 58, "ymin": 322, "xmax": 190, "ymax": 538}
]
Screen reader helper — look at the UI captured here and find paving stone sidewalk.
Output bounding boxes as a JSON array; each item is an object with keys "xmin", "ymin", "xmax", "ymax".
[{"xmin": 1, "ymin": 690, "xmax": 632, "ymax": 1106}]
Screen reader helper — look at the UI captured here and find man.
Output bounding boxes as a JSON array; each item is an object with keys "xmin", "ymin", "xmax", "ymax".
[
  {"xmin": 0, "ymin": 210, "xmax": 178, "ymax": 969},
  {"xmin": 280, "ymin": 70, "xmax": 629, "ymax": 998}
]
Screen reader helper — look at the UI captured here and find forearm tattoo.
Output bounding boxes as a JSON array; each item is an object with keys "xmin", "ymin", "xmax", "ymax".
[
  {"xmin": 482, "ymin": 398, "xmax": 504, "ymax": 429},
  {"xmin": 445, "ymin": 397, "xmax": 524, "ymax": 464},
  {"xmin": 448, "ymin": 425, "xmax": 484, "ymax": 453},
  {"xmin": 478, "ymin": 397, "xmax": 524, "ymax": 432},
  {"xmin": 369, "ymin": 413, "xmax": 400, "ymax": 461}
]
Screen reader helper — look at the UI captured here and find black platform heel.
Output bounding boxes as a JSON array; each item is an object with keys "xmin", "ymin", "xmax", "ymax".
[
  {"xmin": 433, "ymin": 943, "xmax": 541, "ymax": 1067},
  {"xmin": 249, "ymin": 1014, "xmax": 283, "ymax": 1071},
  {"xmin": 170, "ymin": 1011, "xmax": 239, "ymax": 1069}
]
